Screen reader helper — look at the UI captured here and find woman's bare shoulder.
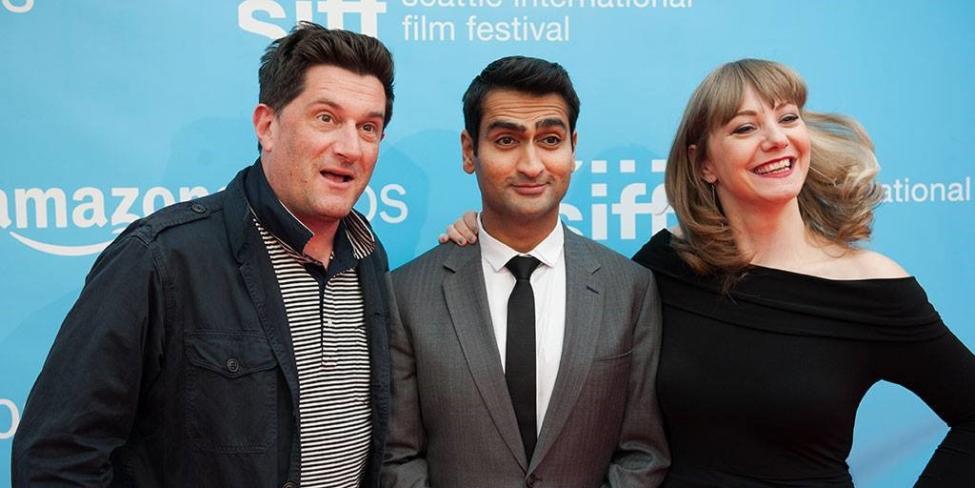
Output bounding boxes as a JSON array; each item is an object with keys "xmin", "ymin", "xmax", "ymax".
[{"xmin": 836, "ymin": 248, "xmax": 911, "ymax": 280}]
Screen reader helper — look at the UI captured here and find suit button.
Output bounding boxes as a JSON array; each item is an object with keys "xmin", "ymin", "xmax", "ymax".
[
  {"xmin": 282, "ymin": 482, "xmax": 296, "ymax": 488},
  {"xmin": 226, "ymin": 358, "xmax": 240, "ymax": 373},
  {"xmin": 190, "ymin": 203, "xmax": 207, "ymax": 214},
  {"xmin": 526, "ymin": 474, "xmax": 539, "ymax": 487}
]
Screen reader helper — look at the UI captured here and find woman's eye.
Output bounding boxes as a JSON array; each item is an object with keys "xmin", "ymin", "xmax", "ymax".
[
  {"xmin": 732, "ymin": 124, "xmax": 755, "ymax": 135},
  {"xmin": 318, "ymin": 113, "xmax": 334, "ymax": 123},
  {"xmin": 780, "ymin": 113, "xmax": 800, "ymax": 124}
]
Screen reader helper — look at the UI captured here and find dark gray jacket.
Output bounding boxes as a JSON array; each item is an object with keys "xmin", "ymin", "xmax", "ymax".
[{"xmin": 12, "ymin": 163, "xmax": 392, "ymax": 487}]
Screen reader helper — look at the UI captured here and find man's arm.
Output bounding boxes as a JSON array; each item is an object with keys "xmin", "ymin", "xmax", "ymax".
[
  {"xmin": 12, "ymin": 235, "xmax": 164, "ymax": 487},
  {"xmin": 603, "ymin": 271, "xmax": 671, "ymax": 488},
  {"xmin": 381, "ymin": 272, "xmax": 433, "ymax": 488}
]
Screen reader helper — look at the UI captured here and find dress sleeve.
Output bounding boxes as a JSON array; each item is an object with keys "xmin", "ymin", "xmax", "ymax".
[{"xmin": 877, "ymin": 327, "xmax": 975, "ymax": 487}]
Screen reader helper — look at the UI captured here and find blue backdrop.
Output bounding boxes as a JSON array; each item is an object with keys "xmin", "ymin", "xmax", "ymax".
[{"xmin": 2, "ymin": 1, "xmax": 973, "ymax": 485}]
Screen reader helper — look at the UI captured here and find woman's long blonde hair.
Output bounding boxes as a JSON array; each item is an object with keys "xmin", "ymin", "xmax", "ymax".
[{"xmin": 666, "ymin": 59, "xmax": 884, "ymax": 276}]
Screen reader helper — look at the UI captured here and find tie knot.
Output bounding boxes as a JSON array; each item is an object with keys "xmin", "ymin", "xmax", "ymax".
[{"xmin": 505, "ymin": 255, "xmax": 541, "ymax": 281}]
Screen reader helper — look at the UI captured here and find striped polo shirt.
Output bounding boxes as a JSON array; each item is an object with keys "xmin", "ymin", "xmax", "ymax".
[{"xmin": 244, "ymin": 162, "xmax": 376, "ymax": 487}]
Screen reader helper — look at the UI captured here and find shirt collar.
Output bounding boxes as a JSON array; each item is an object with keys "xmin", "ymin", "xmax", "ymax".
[
  {"xmin": 243, "ymin": 159, "xmax": 376, "ymax": 262},
  {"xmin": 478, "ymin": 213, "xmax": 564, "ymax": 273}
]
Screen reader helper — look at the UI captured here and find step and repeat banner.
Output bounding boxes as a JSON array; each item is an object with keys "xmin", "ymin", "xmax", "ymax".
[{"xmin": 2, "ymin": 1, "xmax": 973, "ymax": 485}]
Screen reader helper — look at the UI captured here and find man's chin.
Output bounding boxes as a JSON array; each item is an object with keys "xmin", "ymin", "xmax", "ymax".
[
  {"xmin": 496, "ymin": 204, "xmax": 561, "ymax": 225},
  {"xmin": 313, "ymin": 196, "xmax": 357, "ymax": 215},
  {"xmin": 300, "ymin": 202, "xmax": 356, "ymax": 227},
  {"xmin": 320, "ymin": 208, "xmax": 355, "ymax": 220}
]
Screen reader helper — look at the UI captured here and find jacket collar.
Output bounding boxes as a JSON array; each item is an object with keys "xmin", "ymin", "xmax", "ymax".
[{"xmin": 226, "ymin": 159, "xmax": 376, "ymax": 265}]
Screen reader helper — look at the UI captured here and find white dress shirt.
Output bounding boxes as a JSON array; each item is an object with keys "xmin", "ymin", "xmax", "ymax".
[{"xmin": 478, "ymin": 215, "xmax": 566, "ymax": 434}]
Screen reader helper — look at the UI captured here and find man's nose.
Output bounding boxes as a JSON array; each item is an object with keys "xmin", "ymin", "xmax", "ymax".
[
  {"xmin": 333, "ymin": 123, "xmax": 365, "ymax": 162},
  {"xmin": 517, "ymin": 145, "xmax": 545, "ymax": 179}
]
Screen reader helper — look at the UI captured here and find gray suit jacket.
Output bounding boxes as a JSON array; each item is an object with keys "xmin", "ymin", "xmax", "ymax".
[{"xmin": 382, "ymin": 228, "xmax": 669, "ymax": 488}]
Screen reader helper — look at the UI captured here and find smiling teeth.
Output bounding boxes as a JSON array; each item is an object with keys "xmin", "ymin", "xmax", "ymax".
[{"xmin": 755, "ymin": 159, "xmax": 793, "ymax": 175}]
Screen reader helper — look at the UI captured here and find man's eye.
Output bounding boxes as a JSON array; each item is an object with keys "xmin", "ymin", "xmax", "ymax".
[
  {"xmin": 318, "ymin": 113, "xmax": 334, "ymax": 123},
  {"xmin": 496, "ymin": 136, "xmax": 516, "ymax": 146},
  {"xmin": 360, "ymin": 123, "xmax": 382, "ymax": 142},
  {"xmin": 540, "ymin": 136, "xmax": 562, "ymax": 146}
]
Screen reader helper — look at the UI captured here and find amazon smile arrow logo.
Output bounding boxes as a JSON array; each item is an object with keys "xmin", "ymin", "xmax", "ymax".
[{"xmin": 0, "ymin": 185, "xmax": 214, "ymax": 257}]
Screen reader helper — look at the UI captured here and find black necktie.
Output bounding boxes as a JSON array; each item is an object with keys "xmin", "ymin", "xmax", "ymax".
[{"xmin": 505, "ymin": 255, "xmax": 542, "ymax": 461}]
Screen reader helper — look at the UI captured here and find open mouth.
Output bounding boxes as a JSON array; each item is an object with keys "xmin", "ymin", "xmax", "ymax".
[
  {"xmin": 753, "ymin": 158, "xmax": 794, "ymax": 176},
  {"xmin": 320, "ymin": 170, "xmax": 352, "ymax": 183}
]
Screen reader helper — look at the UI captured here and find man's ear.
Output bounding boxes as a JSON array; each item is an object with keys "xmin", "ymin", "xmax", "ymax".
[
  {"xmin": 461, "ymin": 130, "xmax": 476, "ymax": 174},
  {"xmin": 690, "ymin": 144, "xmax": 717, "ymax": 184},
  {"xmin": 570, "ymin": 131, "xmax": 578, "ymax": 152},
  {"xmin": 253, "ymin": 103, "xmax": 276, "ymax": 152}
]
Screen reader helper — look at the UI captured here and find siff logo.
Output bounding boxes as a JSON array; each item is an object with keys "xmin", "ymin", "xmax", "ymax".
[
  {"xmin": 0, "ymin": 183, "xmax": 408, "ymax": 257},
  {"xmin": 560, "ymin": 158, "xmax": 673, "ymax": 241},
  {"xmin": 239, "ymin": 0, "xmax": 387, "ymax": 40},
  {"xmin": 2, "ymin": 0, "xmax": 33, "ymax": 13},
  {"xmin": 0, "ymin": 399, "xmax": 19, "ymax": 440}
]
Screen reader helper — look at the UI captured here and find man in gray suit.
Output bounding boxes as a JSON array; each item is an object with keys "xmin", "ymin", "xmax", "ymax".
[{"xmin": 382, "ymin": 56, "xmax": 669, "ymax": 488}]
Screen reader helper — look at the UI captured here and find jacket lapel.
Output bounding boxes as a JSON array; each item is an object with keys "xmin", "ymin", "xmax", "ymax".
[
  {"xmin": 239, "ymin": 235, "xmax": 303, "ymax": 411},
  {"xmin": 530, "ymin": 230, "xmax": 603, "ymax": 472},
  {"xmin": 441, "ymin": 245, "xmax": 529, "ymax": 471},
  {"xmin": 358, "ymin": 250, "xmax": 391, "ymax": 486},
  {"xmin": 225, "ymin": 174, "xmax": 302, "ymax": 412}
]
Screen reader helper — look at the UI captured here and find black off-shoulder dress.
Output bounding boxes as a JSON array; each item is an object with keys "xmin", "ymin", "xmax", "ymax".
[{"xmin": 632, "ymin": 230, "xmax": 975, "ymax": 487}]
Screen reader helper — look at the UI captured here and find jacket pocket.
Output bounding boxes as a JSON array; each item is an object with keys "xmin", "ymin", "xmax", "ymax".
[{"xmin": 185, "ymin": 331, "xmax": 278, "ymax": 453}]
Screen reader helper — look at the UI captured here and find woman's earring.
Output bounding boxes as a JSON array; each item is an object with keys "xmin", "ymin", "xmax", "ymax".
[{"xmin": 704, "ymin": 177, "xmax": 717, "ymax": 202}]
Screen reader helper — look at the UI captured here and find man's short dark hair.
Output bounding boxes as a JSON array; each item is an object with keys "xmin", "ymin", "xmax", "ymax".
[
  {"xmin": 259, "ymin": 23, "xmax": 395, "ymax": 127},
  {"xmin": 462, "ymin": 56, "xmax": 580, "ymax": 153}
]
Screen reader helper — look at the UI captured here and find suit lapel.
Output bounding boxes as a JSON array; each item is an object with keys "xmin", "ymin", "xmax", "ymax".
[
  {"xmin": 442, "ymin": 245, "xmax": 529, "ymax": 471},
  {"xmin": 530, "ymin": 230, "xmax": 603, "ymax": 472}
]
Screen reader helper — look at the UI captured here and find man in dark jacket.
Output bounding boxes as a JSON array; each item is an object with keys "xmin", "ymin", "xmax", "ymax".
[{"xmin": 12, "ymin": 23, "xmax": 395, "ymax": 488}]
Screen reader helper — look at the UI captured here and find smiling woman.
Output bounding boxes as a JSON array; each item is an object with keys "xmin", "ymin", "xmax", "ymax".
[
  {"xmin": 663, "ymin": 59, "xmax": 883, "ymax": 278},
  {"xmin": 630, "ymin": 58, "xmax": 975, "ymax": 487}
]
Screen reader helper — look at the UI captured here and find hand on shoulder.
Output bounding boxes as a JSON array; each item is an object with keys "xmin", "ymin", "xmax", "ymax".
[{"xmin": 437, "ymin": 211, "xmax": 480, "ymax": 246}]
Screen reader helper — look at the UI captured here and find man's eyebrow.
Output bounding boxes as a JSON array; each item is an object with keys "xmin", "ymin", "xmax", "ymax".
[
  {"xmin": 485, "ymin": 120, "xmax": 527, "ymax": 133},
  {"xmin": 536, "ymin": 118, "xmax": 567, "ymax": 130},
  {"xmin": 310, "ymin": 97, "xmax": 340, "ymax": 109},
  {"xmin": 310, "ymin": 98, "xmax": 385, "ymax": 121}
]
